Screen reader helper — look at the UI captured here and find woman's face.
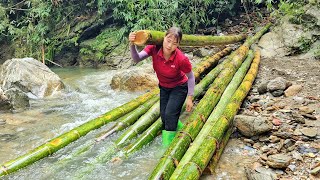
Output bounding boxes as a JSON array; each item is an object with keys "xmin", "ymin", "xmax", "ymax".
[{"xmin": 163, "ymin": 34, "xmax": 179, "ymax": 56}]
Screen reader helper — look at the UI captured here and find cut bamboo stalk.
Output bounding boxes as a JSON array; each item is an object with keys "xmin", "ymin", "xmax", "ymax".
[
  {"xmin": 133, "ymin": 30, "xmax": 247, "ymax": 46},
  {"xmin": 0, "ymin": 89, "xmax": 159, "ymax": 177},
  {"xmin": 170, "ymin": 50, "xmax": 254, "ymax": 178},
  {"xmin": 114, "ymin": 101, "xmax": 160, "ymax": 147},
  {"xmin": 193, "ymin": 47, "xmax": 232, "ymax": 82},
  {"xmin": 148, "ymin": 23, "xmax": 271, "ymax": 180},
  {"xmin": 171, "ymin": 49, "xmax": 261, "ymax": 180},
  {"xmin": 96, "ymin": 95, "xmax": 160, "ymax": 142},
  {"xmin": 203, "ymin": 126, "xmax": 233, "ymax": 175}
]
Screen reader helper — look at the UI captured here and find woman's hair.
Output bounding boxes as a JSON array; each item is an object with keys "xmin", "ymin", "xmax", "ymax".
[{"xmin": 165, "ymin": 27, "xmax": 182, "ymax": 44}]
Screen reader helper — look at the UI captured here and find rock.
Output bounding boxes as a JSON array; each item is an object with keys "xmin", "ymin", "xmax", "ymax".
[
  {"xmin": 258, "ymin": 32, "xmax": 290, "ymax": 58},
  {"xmin": 0, "ymin": 58, "xmax": 64, "ymax": 98},
  {"xmin": 272, "ymin": 118, "xmax": 282, "ymax": 126},
  {"xmin": 297, "ymin": 145, "xmax": 319, "ymax": 154},
  {"xmin": 267, "ymin": 77, "xmax": 287, "ymax": 92},
  {"xmin": 291, "ymin": 151, "xmax": 303, "ymax": 161},
  {"xmin": 284, "ymin": 139, "xmax": 295, "ymax": 149},
  {"xmin": 310, "ymin": 166, "xmax": 320, "ymax": 175},
  {"xmin": 110, "ymin": 65, "xmax": 158, "ymax": 91},
  {"xmin": 258, "ymin": 81, "xmax": 268, "ymax": 94},
  {"xmin": 245, "ymin": 166, "xmax": 277, "ymax": 180},
  {"xmin": 266, "ymin": 154, "xmax": 292, "ymax": 169},
  {"xmin": 271, "ymin": 90, "xmax": 284, "ymax": 97},
  {"xmin": 288, "ymin": 164, "xmax": 296, "ymax": 171},
  {"xmin": 284, "ymin": 85, "xmax": 303, "ymax": 97},
  {"xmin": 234, "ymin": 115, "xmax": 273, "ymax": 137},
  {"xmin": 300, "ymin": 127, "xmax": 318, "ymax": 138},
  {"xmin": 192, "ymin": 48, "xmax": 212, "ymax": 57},
  {"xmin": 0, "ymin": 87, "xmax": 12, "ymax": 111},
  {"xmin": 301, "ymin": 113, "xmax": 317, "ymax": 120},
  {"xmin": 298, "ymin": 106, "xmax": 315, "ymax": 114},
  {"xmin": 4, "ymin": 88, "xmax": 29, "ymax": 110}
]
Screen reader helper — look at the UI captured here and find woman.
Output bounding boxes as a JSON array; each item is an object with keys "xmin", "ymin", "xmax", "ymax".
[{"xmin": 128, "ymin": 27, "xmax": 195, "ymax": 147}]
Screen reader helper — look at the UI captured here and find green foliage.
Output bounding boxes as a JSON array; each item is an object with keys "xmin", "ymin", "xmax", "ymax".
[
  {"xmin": 79, "ymin": 28, "xmax": 121, "ymax": 63},
  {"xmin": 106, "ymin": 0, "xmax": 237, "ymax": 34}
]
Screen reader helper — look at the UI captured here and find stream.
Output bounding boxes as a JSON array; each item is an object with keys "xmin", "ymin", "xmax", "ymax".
[{"xmin": 0, "ymin": 67, "xmax": 255, "ymax": 180}]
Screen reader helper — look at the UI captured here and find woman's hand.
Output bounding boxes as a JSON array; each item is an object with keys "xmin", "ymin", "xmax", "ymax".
[
  {"xmin": 128, "ymin": 32, "xmax": 136, "ymax": 45},
  {"xmin": 186, "ymin": 95, "xmax": 193, "ymax": 112}
]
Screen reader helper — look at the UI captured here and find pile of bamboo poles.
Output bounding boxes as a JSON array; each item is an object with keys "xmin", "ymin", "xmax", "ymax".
[{"xmin": 0, "ymin": 24, "xmax": 271, "ymax": 178}]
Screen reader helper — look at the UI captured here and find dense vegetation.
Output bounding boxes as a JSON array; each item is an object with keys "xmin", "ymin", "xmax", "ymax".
[{"xmin": 0, "ymin": 0, "xmax": 316, "ymax": 65}]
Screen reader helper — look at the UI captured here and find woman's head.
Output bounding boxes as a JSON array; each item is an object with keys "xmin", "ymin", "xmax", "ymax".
[{"xmin": 163, "ymin": 27, "xmax": 182, "ymax": 56}]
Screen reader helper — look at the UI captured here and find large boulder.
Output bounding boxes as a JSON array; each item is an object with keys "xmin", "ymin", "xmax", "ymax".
[
  {"xmin": 258, "ymin": 4, "xmax": 320, "ymax": 59},
  {"xmin": 0, "ymin": 58, "xmax": 64, "ymax": 98},
  {"xmin": 110, "ymin": 65, "xmax": 158, "ymax": 91}
]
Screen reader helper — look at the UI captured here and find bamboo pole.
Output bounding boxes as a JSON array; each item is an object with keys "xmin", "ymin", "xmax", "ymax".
[
  {"xmin": 171, "ymin": 50, "xmax": 261, "ymax": 180},
  {"xmin": 170, "ymin": 50, "xmax": 255, "ymax": 178},
  {"xmin": 148, "ymin": 23, "xmax": 271, "ymax": 180},
  {"xmin": 0, "ymin": 89, "xmax": 159, "ymax": 176},
  {"xmin": 203, "ymin": 126, "xmax": 233, "ymax": 174},
  {"xmin": 133, "ymin": 30, "xmax": 247, "ymax": 46},
  {"xmin": 96, "ymin": 95, "xmax": 160, "ymax": 142}
]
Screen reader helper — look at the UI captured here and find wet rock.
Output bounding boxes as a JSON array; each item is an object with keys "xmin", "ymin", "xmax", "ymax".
[
  {"xmin": 266, "ymin": 154, "xmax": 292, "ymax": 169},
  {"xmin": 110, "ymin": 65, "xmax": 158, "ymax": 91},
  {"xmin": 234, "ymin": 115, "xmax": 273, "ymax": 137},
  {"xmin": 4, "ymin": 88, "xmax": 30, "ymax": 110},
  {"xmin": 0, "ymin": 58, "xmax": 64, "ymax": 98},
  {"xmin": 300, "ymin": 127, "xmax": 317, "ymax": 138},
  {"xmin": 245, "ymin": 166, "xmax": 277, "ymax": 180},
  {"xmin": 284, "ymin": 85, "xmax": 303, "ymax": 97}
]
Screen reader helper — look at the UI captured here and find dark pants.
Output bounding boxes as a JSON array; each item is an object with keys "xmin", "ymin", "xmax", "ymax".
[{"xmin": 159, "ymin": 82, "xmax": 188, "ymax": 131}]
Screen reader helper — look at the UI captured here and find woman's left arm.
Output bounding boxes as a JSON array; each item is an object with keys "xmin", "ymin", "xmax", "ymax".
[{"xmin": 186, "ymin": 71, "xmax": 195, "ymax": 112}]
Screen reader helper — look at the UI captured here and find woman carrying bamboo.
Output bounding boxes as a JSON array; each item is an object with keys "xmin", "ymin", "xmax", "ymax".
[{"xmin": 128, "ymin": 27, "xmax": 195, "ymax": 147}]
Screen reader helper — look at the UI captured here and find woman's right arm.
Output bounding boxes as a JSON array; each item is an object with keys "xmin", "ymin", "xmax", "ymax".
[
  {"xmin": 130, "ymin": 45, "xmax": 149, "ymax": 63},
  {"xmin": 129, "ymin": 32, "xmax": 149, "ymax": 63}
]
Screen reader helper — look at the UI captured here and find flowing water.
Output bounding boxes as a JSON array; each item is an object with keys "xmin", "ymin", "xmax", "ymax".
[{"xmin": 0, "ymin": 67, "xmax": 256, "ymax": 180}]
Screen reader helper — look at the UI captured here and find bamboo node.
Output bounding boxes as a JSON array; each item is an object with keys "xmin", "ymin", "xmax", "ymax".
[
  {"xmin": 179, "ymin": 131, "xmax": 193, "ymax": 142},
  {"xmin": 1, "ymin": 165, "xmax": 9, "ymax": 175},
  {"xmin": 73, "ymin": 130, "xmax": 81, "ymax": 138}
]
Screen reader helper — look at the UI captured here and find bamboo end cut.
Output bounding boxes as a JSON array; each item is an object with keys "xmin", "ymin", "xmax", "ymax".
[{"xmin": 134, "ymin": 30, "xmax": 150, "ymax": 46}]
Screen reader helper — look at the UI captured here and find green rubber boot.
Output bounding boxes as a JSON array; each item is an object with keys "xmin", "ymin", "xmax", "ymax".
[
  {"xmin": 177, "ymin": 120, "xmax": 184, "ymax": 131},
  {"xmin": 162, "ymin": 130, "xmax": 176, "ymax": 148}
]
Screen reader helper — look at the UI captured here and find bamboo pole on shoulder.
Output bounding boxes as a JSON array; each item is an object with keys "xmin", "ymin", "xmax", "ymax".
[
  {"xmin": 148, "ymin": 23, "xmax": 271, "ymax": 180},
  {"xmin": 171, "ymin": 50, "xmax": 261, "ymax": 180},
  {"xmin": 133, "ymin": 30, "xmax": 246, "ymax": 46}
]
